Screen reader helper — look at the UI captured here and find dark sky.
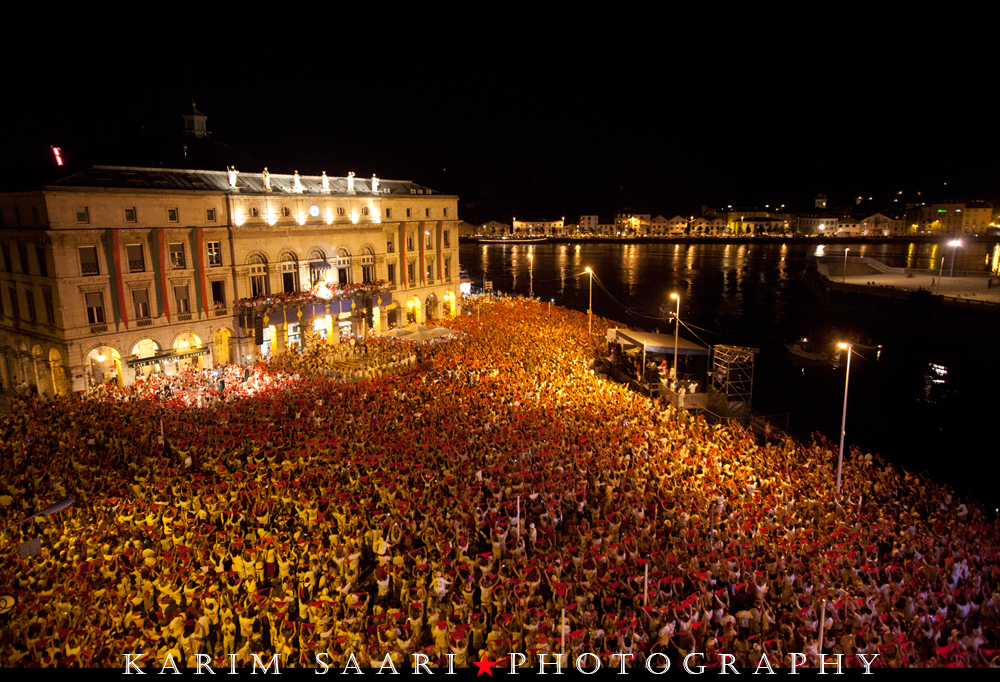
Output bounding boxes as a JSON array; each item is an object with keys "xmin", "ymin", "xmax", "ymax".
[{"xmin": 5, "ymin": 8, "xmax": 997, "ymax": 223}]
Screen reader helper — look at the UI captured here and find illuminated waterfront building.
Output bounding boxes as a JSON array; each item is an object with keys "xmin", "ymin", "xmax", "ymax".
[{"xmin": 0, "ymin": 166, "xmax": 460, "ymax": 393}]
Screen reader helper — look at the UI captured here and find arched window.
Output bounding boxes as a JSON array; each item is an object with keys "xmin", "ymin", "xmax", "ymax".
[
  {"xmin": 249, "ymin": 206, "xmax": 259, "ymax": 218},
  {"xmin": 337, "ymin": 206, "xmax": 345, "ymax": 216},
  {"xmin": 280, "ymin": 206, "xmax": 291, "ymax": 217},
  {"xmin": 308, "ymin": 248, "xmax": 326, "ymax": 261},
  {"xmin": 361, "ymin": 206, "xmax": 369, "ymax": 216}
]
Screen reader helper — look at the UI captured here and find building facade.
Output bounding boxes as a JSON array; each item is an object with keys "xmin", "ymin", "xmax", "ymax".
[
  {"xmin": 0, "ymin": 166, "xmax": 461, "ymax": 395},
  {"xmin": 578, "ymin": 215, "xmax": 600, "ymax": 234},
  {"xmin": 512, "ymin": 218, "xmax": 564, "ymax": 236}
]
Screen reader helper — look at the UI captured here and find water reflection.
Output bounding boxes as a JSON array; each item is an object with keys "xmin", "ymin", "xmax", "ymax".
[{"xmin": 921, "ymin": 362, "xmax": 951, "ymax": 404}]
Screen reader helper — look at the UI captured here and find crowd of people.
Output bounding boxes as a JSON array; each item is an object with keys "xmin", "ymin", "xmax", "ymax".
[{"xmin": 0, "ymin": 295, "xmax": 997, "ymax": 669}]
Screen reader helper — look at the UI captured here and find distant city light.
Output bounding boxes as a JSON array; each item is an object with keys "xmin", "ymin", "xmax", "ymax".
[{"xmin": 51, "ymin": 146, "xmax": 64, "ymax": 166}]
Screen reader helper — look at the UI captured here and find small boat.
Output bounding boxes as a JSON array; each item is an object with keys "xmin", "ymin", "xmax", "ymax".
[{"xmin": 785, "ymin": 338, "xmax": 828, "ymax": 361}]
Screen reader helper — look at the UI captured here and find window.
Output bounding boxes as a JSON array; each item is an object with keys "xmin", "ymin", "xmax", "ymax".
[
  {"xmin": 361, "ymin": 206, "xmax": 369, "ymax": 216},
  {"xmin": 387, "ymin": 240, "xmax": 394, "ymax": 253},
  {"xmin": 9, "ymin": 288, "xmax": 19, "ymax": 319},
  {"xmin": 407, "ymin": 262, "xmax": 415, "ymax": 283},
  {"xmin": 75, "ymin": 206, "xmax": 90, "ymax": 224},
  {"xmin": 406, "ymin": 235, "xmax": 414, "ymax": 251},
  {"xmin": 443, "ymin": 230, "xmax": 451, "ymax": 248},
  {"xmin": 426, "ymin": 260, "xmax": 434, "ymax": 280},
  {"xmin": 167, "ymin": 208, "xmax": 179, "ymax": 223},
  {"xmin": 18, "ymin": 243, "xmax": 30, "ymax": 274},
  {"xmin": 425, "ymin": 208, "xmax": 430, "ymax": 217},
  {"xmin": 385, "ymin": 208, "xmax": 392, "ymax": 219},
  {"xmin": 206, "ymin": 208, "xmax": 216, "ymax": 222},
  {"xmin": 425, "ymin": 234, "xmax": 433, "ymax": 250},
  {"xmin": 169, "ymin": 243, "xmax": 186, "ymax": 269},
  {"xmin": 207, "ymin": 241, "xmax": 222, "ymax": 266},
  {"xmin": 85, "ymin": 292, "xmax": 105, "ymax": 324},
  {"xmin": 444, "ymin": 208, "xmax": 448, "ymax": 218},
  {"xmin": 124, "ymin": 207, "xmax": 137, "ymax": 223},
  {"xmin": 42, "ymin": 288, "xmax": 54, "ymax": 323},
  {"xmin": 337, "ymin": 206, "xmax": 345, "ymax": 216},
  {"xmin": 79, "ymin": 246, "xmax": 99, "ymax": 276},
  {"xmin": 362, "ymin": 264, "xmax": 375, "ymax": 283},
  {"xmin": 133, "ymin": 289, "xmax": 150, "ymax": 319},
  {"xmin": 25, "ymin": 289, "xmax": 36, "ymax": 322},
  {"xmin": 35, "ymin": 245, "xmax": 47, "ymax": 277},
  {"xmin": 211, "ymin": 281, "xmax": 226, "ymax": 307},
  {"xmin": 126, "ymin": 244, "xmax": 145, "ymax": 272},
  {"xmin": 0, "ymin": 243, "xmax": 9, "ymax": 272},
  {"xmin": 250, "ymin": 273, "xmax": 267, "ymax": 297},
  {"xmin": 387, "ymin": 263, "xmax": 396, "ymax": 284},
  {"xmin": 280, "ymin": 206, "xmax": 290, "ymax": 217},
  {"xmin": 249, "ymin": 206, "xmax": 259, "ymax": 218},
  {"xmin": 444, "ymin": 258, "xmax": 451, "ymax": 278},
  {"xmin": 174, "ymin": 285, "xmax": 190, "ymax": 313},
  {"xmin": 406, "ymin": 208, "xmax": 411, "ymax": 218}
]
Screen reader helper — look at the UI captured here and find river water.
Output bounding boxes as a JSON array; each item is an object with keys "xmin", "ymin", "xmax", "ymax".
[{"xmin": 460, "ymin": 240, "xmax": 1000, "ymax": 511}]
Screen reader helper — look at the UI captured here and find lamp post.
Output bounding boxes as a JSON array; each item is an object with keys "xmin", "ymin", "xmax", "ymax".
[
  {"xmin": 528, "ymin": 252, "xmax": 534, "ymax": 298},
  {"xmin": 670, "ymin": 293, "xmax": 680, "ymax": 381},
  {"xmin": 843, "ymin": 247, "xmax": 849, "ymax": 283},
  {"xmin": 836, "ymin": 342, "xmax": 853, "ymax": 496},
  {"xmin": 585, "ymin": 267, "xmax": 593, "ymax": 334},
  {"xmin": 948, "ymin": 239, "xmax": 962, "ymax": 278}
]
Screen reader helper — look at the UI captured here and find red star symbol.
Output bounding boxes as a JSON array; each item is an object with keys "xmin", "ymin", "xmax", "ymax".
[{"xmin": 473, "ymin": 654, "xmax": 498, "ymax": 677}]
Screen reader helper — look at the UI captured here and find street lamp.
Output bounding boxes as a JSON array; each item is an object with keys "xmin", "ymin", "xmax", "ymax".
[
  {"xmin": 528, "ymin": 252, "xmax": 533, "ymax": 298},
  {"xmin": 843, "ymin": 248, "xmax": 849, "ymax": 283},
  {"xmin": 585, "ymin": 267, "xmax": 593, "ymax": 333},
  {"xmin": 835, "ymin": 342, "xmax": 853, "ymax": 496},
  {"xmin": 948, "ymin": 240, "xmax": 962, "ymax": 278},
  {"xmin": 670, "ymin": 293, "xmax": 680, "ymax": 381}
]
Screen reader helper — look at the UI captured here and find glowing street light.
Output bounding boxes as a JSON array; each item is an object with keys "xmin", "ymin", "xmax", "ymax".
[
  {"xmin": 670, "ymin": 293, "xmax": 680, "ymax": 381},
  {"xmin": 843, "ymin": 248, "xmax": 849, "ymax": 283},
  {"xmin": 835, "ymin": 342, "xmax": 853, "ymax": 496}
]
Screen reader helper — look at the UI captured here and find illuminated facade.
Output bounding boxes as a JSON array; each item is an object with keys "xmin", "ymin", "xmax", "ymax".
[
  {"xmin": 0, "ymin": 166, "xmax": 460, "ymax": 394},
  {"xmin": 512, "ymin": 218, "xmax": 564, "ymax": 235},
  {"xmin": 905, "ymin": 203, "xmax": 992, "ymax": 236}
]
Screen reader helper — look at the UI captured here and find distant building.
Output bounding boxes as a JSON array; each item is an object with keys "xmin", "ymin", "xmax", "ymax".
[
  {"xmin": 859, "ymin": 213, "xmax": 899, "ymax": 237},
  {"xmin": 794, "ymin": 210, "xmax": 838, "ymax": 235},
  {"xmin": 513, "ymin": 218, "xmax": 564, "ymax": 236},
  {"xmin": 650, "ymin": 215, "xmax": 670, "ymax": 235},
  {"xmin": 578, "ymin": 215, "xmax": 600, "ymax": 234},
  {"xmin": 479, "ymin": 220, "xmax": 509, "ymax": 236},
  {"xmin": 615, "ymin": 211, "xmax": 650, "ymax": 235},
  {"xmin": 904, "ymin": 203, "xmax": 993, "ymax": 236},
  {"xmin": 668, "ymin": 215, "xmax": 689, "ymax": 234}
]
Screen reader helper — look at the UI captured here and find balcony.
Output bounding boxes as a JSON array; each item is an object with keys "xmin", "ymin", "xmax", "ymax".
[
  {"xmin": 90, "ymin": 324, "xmax": 108, "ymax": 334},
  {"xmin": 213, "ymin": 307, "xmax": 229, "ymax": 317},
  {"xmin": 128, "ymin": 260, "xmax": 145, "ymax": 273},
  {"xmin": 136, "ymin": 317, "xmax": 153, "ymax": 328},
  {"xmin": 177, "ymin": 312, "xmax": 192, "ymax": 321},
  {"xmin": 81, "ymin": 263, "xmax": 100, "ymax": 276}
]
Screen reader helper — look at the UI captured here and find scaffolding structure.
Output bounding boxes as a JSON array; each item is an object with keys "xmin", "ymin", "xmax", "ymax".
[
  {"xmin": 707, "ymin": 345, "xmax": 759, "ymax": 423},
  {"xmin": 710, "ymin": 344, "xmax": 759, "ymax": 401}
]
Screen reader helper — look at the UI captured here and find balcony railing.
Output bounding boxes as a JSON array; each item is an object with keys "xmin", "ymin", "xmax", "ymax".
[
  {"xmin": 213, "ymin": 307, "xmax": 229, "ymax": 317},
  {"xmin": 177, "ymin": 312, "xmax": 192, "ymax": 321},
  {"xmin": 128, "ymin": 260, "xmax": 145, "ymax": 273},
  {"xmin": 81, "ymin": 263, "xmax": 99, "ymax": 276},
  {"xmin": 90, "ymin": 324, "xmax": 108, "ymax": 334},
  {"xmin": 136, "ymin": 318, "xmax": 153, "ymax": 327}
]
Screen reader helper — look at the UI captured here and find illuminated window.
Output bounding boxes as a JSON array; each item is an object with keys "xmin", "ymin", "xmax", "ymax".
[
  {"xmin": 169, "ymin": 243, "xmax": 186, "ymax": 269},
  {"xmin": 207, "ymin": 241, "xmax": 222, "ymax": 266}
]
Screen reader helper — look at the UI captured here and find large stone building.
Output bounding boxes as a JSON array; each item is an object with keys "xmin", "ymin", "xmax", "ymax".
[{"xmin": 0, "ymin": 165, "xmax": 461, "ymax": 394}]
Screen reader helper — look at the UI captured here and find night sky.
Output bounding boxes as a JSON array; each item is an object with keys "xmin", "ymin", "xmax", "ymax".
[{"xmin": 5, "ymin": 8, "xmax": 997, "ymax": 223}]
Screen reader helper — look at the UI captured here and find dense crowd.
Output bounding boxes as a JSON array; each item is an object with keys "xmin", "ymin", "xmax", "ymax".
[{"xmin": 0, "ymin": 296, "xmax": 997, "ymax": 669}]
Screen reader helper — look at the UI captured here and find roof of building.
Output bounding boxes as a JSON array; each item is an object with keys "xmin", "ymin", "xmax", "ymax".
[{"xmin": 43, "ymin": 166, "xmax": 442, "ymax": 196}]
